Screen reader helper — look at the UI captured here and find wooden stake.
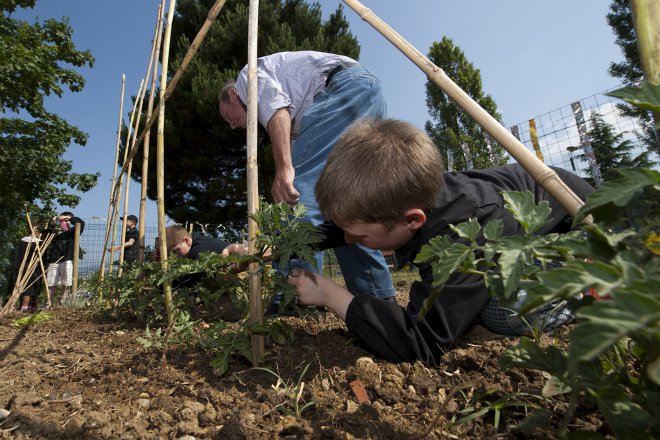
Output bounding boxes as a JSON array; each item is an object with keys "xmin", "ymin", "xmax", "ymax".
[
  {"xmin": 158, "ymin": 0, "xmax": 177, "ymax": 331},
  {"xmin": 72, "ymin": 223, "xmax": 81, "ymax": 299},
  {"xmin": 139, "ymin": 0, "xmax": 166, "ymax": 266},
  {"xmin": 99, "ymin": 75, "xmax": 126, "ymax": 282},
  {"xmin": 342, "ymin": 0, "xmax": 591, "ymax": 223},
  {"xmin": 246, "ymin": 0, "xmax": 264, "ymax": 365}
]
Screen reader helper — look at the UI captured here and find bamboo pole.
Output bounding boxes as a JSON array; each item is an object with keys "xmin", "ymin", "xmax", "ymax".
[
  {"xmin": 109, "ymin": 78, "xmax": 145, "ymax": 277},
  {"xmin": 158, "ymin": 0, "xmax": 177, "ymax": 331},
  {"xmin": 99, "ymin": 75, "xmax": 126, "ymax": 281},
  {"xmin": 71, "ymin": 223, "xmax": 81, "ymax": 299},
  {"xmin": 139, "ymin": 1, "xmax": 166, "ymax": 266},
  {"xmin": 246, "ymin": 0, "xmax": 264, "ymax": 365},
  {"xmin": 342, "ymin": 0, "xmax": 591, "ymax": 224},
  {"xmin": 113, "ymin": 0, "xmax": 229, "ymax": 186},
  {"xmin": 630, "ymin": 0, "xmax": 660, "ymax": 150}
]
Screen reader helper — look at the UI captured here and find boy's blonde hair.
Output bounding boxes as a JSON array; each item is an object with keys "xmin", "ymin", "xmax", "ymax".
[
  {"xmin": 316, "ymin": 119, "xmax": 444, "ymax": 229},
  {"xmin": 164, "ymin": 225, "xmax": 191, "ymax": 250}
]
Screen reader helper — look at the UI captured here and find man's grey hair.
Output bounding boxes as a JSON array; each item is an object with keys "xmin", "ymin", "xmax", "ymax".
[{"xmin": 218, "ymin": 80, "xmax": 236, "ymax": 103}]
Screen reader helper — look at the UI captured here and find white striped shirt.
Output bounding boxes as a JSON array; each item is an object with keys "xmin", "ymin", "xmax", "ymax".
[{"xmin": 235, "ymin": 51, "xmax": 357, "ymax": 138}]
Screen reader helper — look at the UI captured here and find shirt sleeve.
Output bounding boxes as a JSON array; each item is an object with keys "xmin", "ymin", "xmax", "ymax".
[
  {"xmin": 236, "ymin": 61, "xmax": 293, "ymax": 128},
  {"xmin": 345, "ymin": 269, "xmax": 490, "ymax": 365}
]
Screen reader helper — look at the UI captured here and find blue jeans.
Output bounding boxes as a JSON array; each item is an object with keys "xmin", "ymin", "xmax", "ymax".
[{"xmin": 282, "ymin": 66, "xmax": 395, "ymax": 299}]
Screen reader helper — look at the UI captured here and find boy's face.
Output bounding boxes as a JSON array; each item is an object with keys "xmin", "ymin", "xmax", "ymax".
[
  {"xmin": 334, "ymin": 220, "xmax": 416, "ymax": 251},
  {"xmin": 126, "ymin": 220, "xmax": 136, "ymax": 228},
  {"xmin": 170, "ymin": 236, "xmax": 192, "ymax": 257}
]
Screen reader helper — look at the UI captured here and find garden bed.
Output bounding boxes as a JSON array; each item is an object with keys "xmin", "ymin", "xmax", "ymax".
[{"xmin": 0, "ymin": 282, "xmax": 607, "ymax": 439}]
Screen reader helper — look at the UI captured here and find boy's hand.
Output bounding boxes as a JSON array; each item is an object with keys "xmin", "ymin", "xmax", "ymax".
[
  {"xmin": 221, "ymin": 243, "xmax": 249, "ymax": 257},
  {"xmin": 287, "ymin": 269, "xmax": 353, "ymax": 320}
]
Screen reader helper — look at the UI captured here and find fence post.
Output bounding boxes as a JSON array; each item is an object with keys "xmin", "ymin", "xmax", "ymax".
[{"xmin": 72, "ymin": 223, "xmax": 81, "ymax": 299}]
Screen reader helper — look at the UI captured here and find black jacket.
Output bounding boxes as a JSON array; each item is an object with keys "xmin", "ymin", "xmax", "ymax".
[
  {"xmin": 316, "ymin": 164, "xmax": 594, "ymax": 364},
  {"xmin": 43, "ymin": 217, "xmax": 85, "ymax": 263}
]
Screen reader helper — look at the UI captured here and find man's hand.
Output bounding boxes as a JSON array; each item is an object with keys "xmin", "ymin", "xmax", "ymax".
[{"xmin": 271, "ymin": 166, "xmax": 300, "ymax": 205}]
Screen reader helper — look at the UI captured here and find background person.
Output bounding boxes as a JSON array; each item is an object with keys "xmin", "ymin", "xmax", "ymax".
[
  {"xmin": 219, "ymin": 50, "xmax": 395, "ymax": 302},
  {"xmin": 43, "ymin": 212, "xmax": 85, "ymax": 306},
  {"xmin": 108, "ymin": 214, "xmax": 139, "ymax": 265}
]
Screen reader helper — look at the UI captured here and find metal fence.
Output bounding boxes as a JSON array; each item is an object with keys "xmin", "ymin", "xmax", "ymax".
[
  {"xmin": 508, "ymin": 85, "xmax": 655, "ymax": 182},
  {"xmin": 77, "ymin": 220, "xmax": 420, "ymax": 285}
]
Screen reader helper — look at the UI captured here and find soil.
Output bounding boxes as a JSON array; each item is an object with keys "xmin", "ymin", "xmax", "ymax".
[{"xmin": 0, "ymin": 282, "xmax": 606, "ymax": 440}]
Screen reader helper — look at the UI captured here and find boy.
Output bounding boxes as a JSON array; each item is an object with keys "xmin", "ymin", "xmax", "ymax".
[
  {"xmin": 108, "ymin": 214, "xmax": 139, "ymax": 263},
  {"xmin": 164, "ymin": 225, "xmax": 248, "ymax": 289},
  {"xmin": 288, "ymin": 119, "xmax": 594, "ymax": 364},
  {"xmin": 43, "ymin": 212, "xmax": 85, "ymax": 306},
  {"xmin": 164, "ymin": 225, "xmax": 245, "ymax": 260}
]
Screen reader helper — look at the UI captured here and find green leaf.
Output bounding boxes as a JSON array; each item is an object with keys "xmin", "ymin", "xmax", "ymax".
[
  {"xmin": 483, "ymin": 219, "xmax": 503, "ymax": 241},
  {"xmin": 542, "ymin": 375, "xmax": 572, "ymax": 397},
  {"xmin": 497, "ymin": 236, "xmax": 530, "ymax": 300},
  {"xmin": 502, "ymin": 191, "xmax": 551, "ymax": 234},
  {"xmin": 499, "ymin": 337, "xmax": 568, "ymax": 375},
  {"xmin": 606, "ymin": 81, "xmax": 660, "ymax": 113},
  {"xmin": 512, "ymin": 410, "xmax": 552, "ymax": 432},
  {"xmin": 418, "ymin": 242, "xmax": 474, "ymax": 318},
  {"xmin": 569, "ymin": 291, "xmax": 660, "ymax": 366},
  {"xmin": 450, "ymin": 218, "xmax": 480, "ymax": 242},
  {"xmin": 648, "ymin": 355, "xmax": 660, "ymax": 386},
  {"xmin": 574, "ymin": 168, "xmax": 660, "ymax": 224},
  {"xmin": 591, "ymin": 387, "xmax": 654, "ymax": 440}
]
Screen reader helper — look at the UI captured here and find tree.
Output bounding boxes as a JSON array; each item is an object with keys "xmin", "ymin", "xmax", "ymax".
[
  {"xmin": 424, "ymin": 37, "xmax": 508, "ymax": 172},
  {"xmin": 577, "ymin": 112, "xmax": 655, "ymax": 183},
  {"xmin": 127, "ymin": 0, "xmax": 360, "ymax": 225},
  {"xmin": 0, "ymin": 0, "xmax": 97, "ymax": 291},
  {"xmin": 607, "ymin": 0, "xmax": 659, "ymax": 157}
]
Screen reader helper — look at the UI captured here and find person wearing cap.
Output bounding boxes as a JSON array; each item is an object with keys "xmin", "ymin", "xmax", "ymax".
[
  {"xmin": 218, "ymin": 51, "xmax": 396, "ymax": 305},
  {"xmin": 108, "ymin": 214, "xmax": 139, "ymax": 264}
]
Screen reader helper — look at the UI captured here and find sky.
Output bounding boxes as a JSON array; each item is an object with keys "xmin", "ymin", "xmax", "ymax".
[{"xmin": 14, "ymin": 0, "xmax": 624, "ymax": 225}]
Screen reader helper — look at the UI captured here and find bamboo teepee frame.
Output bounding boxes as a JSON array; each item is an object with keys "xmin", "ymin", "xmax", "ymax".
[{"xmin": 342, "ymin": 0, "xmax": 591, "ymax": 223}]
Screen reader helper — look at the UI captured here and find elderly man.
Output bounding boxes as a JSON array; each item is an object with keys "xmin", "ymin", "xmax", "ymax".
[{"xmin": 219, "ymin": 51, "xmax": 395, "ymax": 302}]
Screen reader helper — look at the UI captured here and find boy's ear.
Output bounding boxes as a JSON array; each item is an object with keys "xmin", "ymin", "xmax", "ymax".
[{"xmin": 403, "ymin": 209, "xmax": 426, "ymax": 230}]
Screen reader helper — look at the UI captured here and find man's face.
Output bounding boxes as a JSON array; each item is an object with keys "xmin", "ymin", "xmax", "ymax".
[
  {"xmin": 219, "ymin": 90, "xmax": 247, "ymax": 130},
  {"xmin": 333, "ymin": 219, "xmax": 416, "ymax": 251},
  {"xmin": 169, "ymin": 236, "xmax": 192, "ymax": 257}
]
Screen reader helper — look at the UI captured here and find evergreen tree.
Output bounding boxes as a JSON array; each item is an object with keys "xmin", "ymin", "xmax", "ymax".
[
  {"xmin": 424, "ymin": 37, "xmax": 508, "ymax": 172},
  {"xmin": 0, "ymin": 0, "xmax": 97, "ymax": 291},
  {"xmin": 607, "ymin": 0, "xmax": 659, "ymax": 157},
  {"xmin": 577, "ymin": 112, "xmax": 655, "ymax": 183},
  {"xmin": 128, "ymin": 0, "xmax": 359, "ymax": 225}
]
